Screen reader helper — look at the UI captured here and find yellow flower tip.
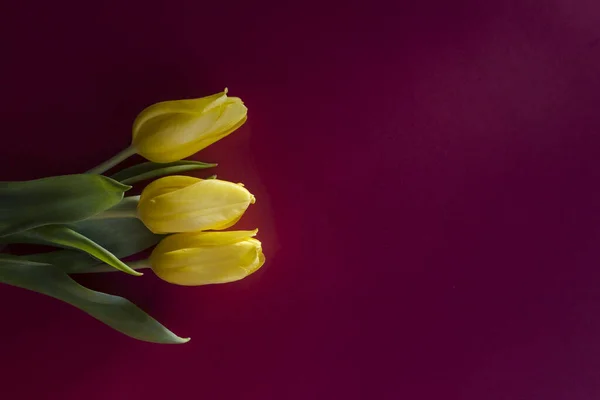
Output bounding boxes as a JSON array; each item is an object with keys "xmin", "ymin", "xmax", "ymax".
[
  {"xmin": 243, "ymin": 242, "xmax": 265, "ymax": 276},
  {"xmin": 234, "ymin": 183, "xmax": 255, "ymax": 203}
]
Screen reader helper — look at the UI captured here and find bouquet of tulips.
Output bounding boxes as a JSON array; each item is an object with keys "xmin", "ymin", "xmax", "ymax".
[{"xmin": 0, "ymin": 90, "xmax": 264, "ymax": 344}]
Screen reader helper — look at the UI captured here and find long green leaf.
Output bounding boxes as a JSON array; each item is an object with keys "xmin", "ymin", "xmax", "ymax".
[
  {"xmin": 111, "ymin": 160, "xmax": 217, "ymax": 185},
  {"xmin": 10, "ymin": 225, "xmax": 142, "ymax": 276},
  {"xmin": 25, "ymin": 218, "xmax": 162, "ymax": 274},
  {"xmin": 0, "ymin": 255, "xmax": 189, "ymax": 344},
  {"xmin": 0, "ymin": 174, "xmax": 130, "ymax": 237}
]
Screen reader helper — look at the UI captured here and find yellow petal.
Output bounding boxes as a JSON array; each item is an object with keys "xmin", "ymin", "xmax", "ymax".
[
  {"xmin": 139, "ymin": 175, "xmax": 201, "ymax": 201},
  {"xmin": 153, "ymin": 230, "xmax": 258, "ymax": 254},
  {"xmin": 150, "ymin": 236, "xmax": 264, "ymax": 286},
  {"xmin": 131, "ymin": 90, "xmax": 248, "ymax": 163},
  {"xmin": 144, "ymin": 180, "xmax": 252, "ymax": 233},
  {"xmin": 137, "ymin": 177, "xmax": 255, "ymax": 234},
  {"xmin": 132, "ymin": 90, "xmax": 227, "ymax": 141}
]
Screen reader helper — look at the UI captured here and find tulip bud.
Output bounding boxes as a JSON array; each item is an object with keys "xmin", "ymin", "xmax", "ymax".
[
  {"xmin": 149, "ymin": 230, "xmax": 265, "ymax": 285},
  {"xmin": 137, "ymin": 176, "xmax": 255, "ymax": 234},
  {"xmin": 132, "ymin": 89, "xmax": 247, "ymax": 163}
]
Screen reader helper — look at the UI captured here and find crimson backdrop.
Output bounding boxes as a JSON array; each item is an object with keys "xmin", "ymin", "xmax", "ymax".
[{"xmin": 2, "ymin": 0, "xmax": 600, "ymax": 399}]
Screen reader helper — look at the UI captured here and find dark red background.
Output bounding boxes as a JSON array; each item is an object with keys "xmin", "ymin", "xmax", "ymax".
[{"xmin": 2, "ymin": 0, "xmax": 600, "ymax": 398}]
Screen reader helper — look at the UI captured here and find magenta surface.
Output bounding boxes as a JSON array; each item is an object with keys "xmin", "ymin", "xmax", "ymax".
[{"xmin": 1, "ymin": 1, "xmax": 600, "ymax": 398}]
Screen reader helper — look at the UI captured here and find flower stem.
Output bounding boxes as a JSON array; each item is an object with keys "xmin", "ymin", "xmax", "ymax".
[
  {"xmin": 86, "ymin": 146, "xmax": 137, "ymax": 175},
  {"xmin": 89, "ymin": 196, "xmax": 140, "ymax": 220}
]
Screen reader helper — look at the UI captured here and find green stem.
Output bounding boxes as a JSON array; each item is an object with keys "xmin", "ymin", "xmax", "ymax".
[
  {"xmin": 86, "ymin": 146, "xmax": 137, "ymax": 175},
  {"xmin": 75, "ymin": 258, "xmax": 151, "ymax": 274},
  {"xmin": 89, "ymin": 196, "xmax": 140, "ymax": 220}
]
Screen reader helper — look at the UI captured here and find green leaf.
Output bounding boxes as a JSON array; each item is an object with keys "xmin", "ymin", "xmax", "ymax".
[
  {"xmin": 72, "ymin": 216, "xmax": 161, "ymax": 258},
  {"xmin": 10, "ymin": 225, "xmax": 142, "ymax": 276},
  {"xmin": 0, "ymin": 174, "xmax": 130, "ymax": 237},
  {"xmin": 0, "ymin": 255, "xmax": 189, "ymax": 344},
  {"xmin": 111, "ymin": 160, "xmax": 217, "ymax": 185},
  {"xmin": 23, "ymin": 218, "xmax": 162, "ymax": 274}
]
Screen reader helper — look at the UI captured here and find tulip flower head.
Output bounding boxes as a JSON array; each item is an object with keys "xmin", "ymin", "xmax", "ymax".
[
  {"xmin": 150, "ymin": 230, "xmax": 265, "ymax": 286},
  {"xmin": 1, "ymin": 86, "xmax": 267, "ymax": 344},
  {"xmin": 137, "ymin": 175, "xmax": 255, "ymax": 234},
  {"xmin": 132, "ymin": 89, "xmax": 247, "ymax": 163}
]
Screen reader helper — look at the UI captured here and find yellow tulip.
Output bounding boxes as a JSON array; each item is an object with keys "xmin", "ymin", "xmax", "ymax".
[
  {"xmin": 132, "ymin": 89, "xmax": 247, "ymax": 163},
  {"xmin": 149, "ymin": 230, "xmax": 265, "ymax": 286},
  {"xmin": 137, "ymin": 175, "xmax": 255, "ymax": 234}
]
